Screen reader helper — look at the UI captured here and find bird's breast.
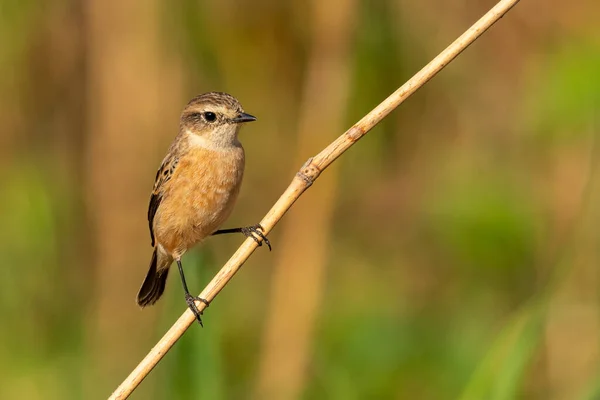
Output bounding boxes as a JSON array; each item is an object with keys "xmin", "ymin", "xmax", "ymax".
[{"xmin": 155, "ymin": 146, "xmax": 245, "ymax": 255}]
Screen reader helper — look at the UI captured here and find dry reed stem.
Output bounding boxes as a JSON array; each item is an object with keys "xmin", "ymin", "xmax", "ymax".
[
  {"xmin": 86, "ymin": 0, "xmax": 183, "ymax": 394},
  {"xmin": 254, "ymin": 0, "xmax": 356, "ymax": 396},
  {"xmin": 110, "ymin": 0, "xmax": 521, "ymax": 397}
]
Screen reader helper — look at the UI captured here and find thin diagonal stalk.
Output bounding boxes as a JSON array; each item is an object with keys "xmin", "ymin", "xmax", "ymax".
[{"xmin": 109, "ymin": 0, "xmax": 521, "ymax": 398}]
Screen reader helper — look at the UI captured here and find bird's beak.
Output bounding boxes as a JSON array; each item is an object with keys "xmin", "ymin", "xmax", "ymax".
[{"xmin": 232, "ymin": 112, "xmax": 257, "ymax": 124}]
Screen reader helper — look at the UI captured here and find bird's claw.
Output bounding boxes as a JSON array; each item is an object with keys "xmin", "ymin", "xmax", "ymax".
[
  {"xmin": 241, "ymin": 224, "xmax": 271, "ymax": 251},
  {"xmin": 185, "ymin": 293, "xmax": 209, "ymax": 327}
]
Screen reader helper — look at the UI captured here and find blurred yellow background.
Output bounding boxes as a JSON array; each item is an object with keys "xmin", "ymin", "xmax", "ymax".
[{"xmin": 1, "ymin": 0, "xmax": 599, "ymax": 399}]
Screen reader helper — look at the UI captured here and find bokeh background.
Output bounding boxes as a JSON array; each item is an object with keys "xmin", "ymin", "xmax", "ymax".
[{"xmin": 1, "ymin": 0, "xmax": 599, "ymax": 399}]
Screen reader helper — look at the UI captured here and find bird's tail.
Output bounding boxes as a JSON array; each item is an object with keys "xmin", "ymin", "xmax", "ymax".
[{"xmin": 137, "ymin": 248, "xmax": 172, "ymax": 307}]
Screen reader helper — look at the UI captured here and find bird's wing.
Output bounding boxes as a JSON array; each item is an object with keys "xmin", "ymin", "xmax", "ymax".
[{"xmin": 148, "ymin": 153, "xmax": 179, "ymax": 246}]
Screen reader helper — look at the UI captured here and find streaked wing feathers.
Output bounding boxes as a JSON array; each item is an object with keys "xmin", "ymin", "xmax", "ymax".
[{"xmin": 148, "ymin": 154, "xmax": 179, "ymax": 246}]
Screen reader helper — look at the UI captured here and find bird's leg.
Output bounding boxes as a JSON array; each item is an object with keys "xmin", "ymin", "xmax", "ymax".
[
  {"xmin": 212, "ymin": 223, "xmax": 271, "ymax": 250},
  {"xmin": 176, "ymin": 259, "xmax": 209, "ymax": 327}
]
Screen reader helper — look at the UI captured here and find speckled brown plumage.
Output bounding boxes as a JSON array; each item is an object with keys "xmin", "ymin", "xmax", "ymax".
[{"xmin": 137, "ymin": 92, "xmax": 255, "ymax": 311}]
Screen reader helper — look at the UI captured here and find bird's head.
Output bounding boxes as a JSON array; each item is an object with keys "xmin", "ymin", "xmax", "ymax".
[{"xmin": 180, "ymin": 92, "xmax": 256, "ymax": 149}]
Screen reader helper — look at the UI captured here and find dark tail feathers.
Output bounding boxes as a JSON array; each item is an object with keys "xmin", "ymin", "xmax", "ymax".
[{"xmin": 137, "ymin": 249, "xmax": 170, "ymax": 307}]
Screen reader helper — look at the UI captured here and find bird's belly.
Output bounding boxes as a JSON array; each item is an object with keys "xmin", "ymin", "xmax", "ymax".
[
  {"xmin": 154, "ymin": 150, "xmax": 244, "ymax": 257},
  {"xmin": 187, "ymin": 182, "xmax": 238, "ymax": 240},
  {"xmin": 156, "ymin": 182, "xmax": 239, "ymax": 256}
]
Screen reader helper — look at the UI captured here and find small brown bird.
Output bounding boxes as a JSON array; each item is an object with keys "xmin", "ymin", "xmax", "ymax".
[{"xmin": 137, "ymin": 92, "xmax": 270, "ymax": 325}]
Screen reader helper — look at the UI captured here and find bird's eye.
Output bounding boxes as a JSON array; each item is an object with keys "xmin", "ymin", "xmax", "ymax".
[{"xmin": 203, "ymin": 112, "xmax": 217, "ymax": 122}]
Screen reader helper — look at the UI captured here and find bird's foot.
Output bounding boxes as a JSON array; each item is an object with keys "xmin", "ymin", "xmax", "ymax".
[
  {"xmin": 185, "ymin": 293, "xmax": 210, "ymax": 327},
  {"xmin": 241, "ymin": 224, "xmax": 271, "ymax": 251}
]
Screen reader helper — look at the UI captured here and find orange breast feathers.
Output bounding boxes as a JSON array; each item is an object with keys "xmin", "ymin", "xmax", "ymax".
[{"xmin": 152, "ymin": 146, "xmax": 245, "ymax": 257}]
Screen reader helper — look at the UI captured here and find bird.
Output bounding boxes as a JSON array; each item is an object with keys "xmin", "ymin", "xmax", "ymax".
[{"xmin": 136, "ymin": 92, "xmax": 270, "ymax": 326}]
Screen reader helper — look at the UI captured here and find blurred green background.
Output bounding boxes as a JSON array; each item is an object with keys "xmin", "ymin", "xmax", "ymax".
[{"xmin": 1, "ymin": 0, "xmax": 599, "ymax": 399}]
